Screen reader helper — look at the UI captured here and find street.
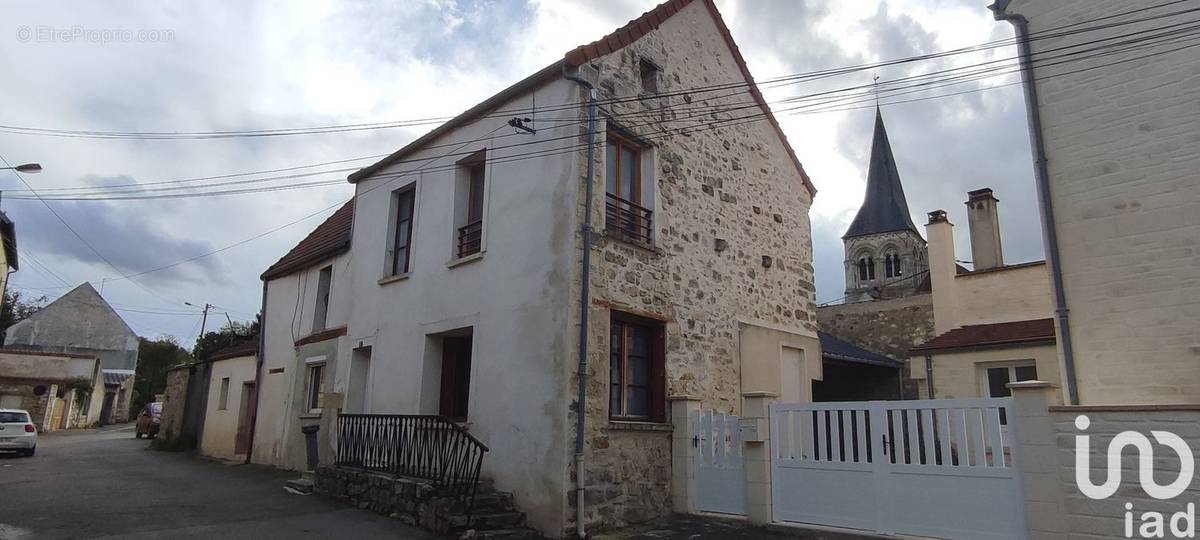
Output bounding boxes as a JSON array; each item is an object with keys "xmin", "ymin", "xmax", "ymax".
[{"xmin": 0, "ymin": 425, "xmax": 433, "ymax": 540}]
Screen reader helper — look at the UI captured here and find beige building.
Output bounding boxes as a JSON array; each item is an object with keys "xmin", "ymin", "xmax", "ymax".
[
  {"xmin": 0, "ymin": 349, "xmax": 105, "ymax": 431},
  {"xmin": 908, "ymin": 190, "xmax": 1060, "ymax": 401},
  {"xmin": 993, "ymin": 1, "xmax": 1200, "ymax": 405},
  {"xmin": 199, "ymin": 341, "xmax": 259, "ymax": 461}
]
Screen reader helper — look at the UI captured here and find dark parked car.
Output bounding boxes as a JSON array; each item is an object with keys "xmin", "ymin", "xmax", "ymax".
[{"xmin": 135, "ymin": 402, "xmax": 162, "ymax": 439}]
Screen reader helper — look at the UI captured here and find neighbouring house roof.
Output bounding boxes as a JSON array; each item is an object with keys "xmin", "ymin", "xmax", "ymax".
[
  {"xmin": 1, "ymin": 212, "xmax": 17, "ymax": 271},
  {"xmin": 844, "ymin": 109, "xmax": 919, "ymax": 239},
  {"xmin": 261, "ymin": 200, "xmax": 354, "ymax": 281},
  {"xmin": 347, "ymin": 0, "xmax": 816, "ymax": 198},
  {"xmin": 103, "ymin": 369, "xmax": 135, "ymax": 386},
  {"xmin": 0, "ymin": 350, "xmax": 99, "ymax": 382},
  {"xmin": 819, "ymin": 331, "xmax": 903, "ymax": 369},
  {"xmin": 4, "ymin": 282, "xmax": 138, "ymax": 350},
  {"xmin": 209, "ymin": 339, "xmax": 259, "ymax": 362},
  {"xmin": 910, "ymin": 318, "xmax": 1056, "ymax": 354}
]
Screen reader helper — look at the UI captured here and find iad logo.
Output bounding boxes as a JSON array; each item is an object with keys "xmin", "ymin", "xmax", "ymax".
[{"xmin": 1074, "ymin": 415, "xmax": 1197, "ymax": 538}]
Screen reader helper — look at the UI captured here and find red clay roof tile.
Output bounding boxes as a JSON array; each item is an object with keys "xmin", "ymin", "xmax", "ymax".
[
  {"xmin": 261, "ymin": 200, "xmax": 354, "ymax": 280},
  {"xmin": 910, "ymin": 318, "xmax": 1056, "ymax": 354}
]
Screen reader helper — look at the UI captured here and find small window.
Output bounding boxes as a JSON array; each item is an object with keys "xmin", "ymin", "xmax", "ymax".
[
  {"xmin": 609, "ymin": 313, "xmax": 665, "ymax": 422},
  {"xmin": 218, "ymin": 377, "xmax": 230, "ymax": 410},
  {"xmin": 389, "ymin": 187, "xmax": 416, "ymax": 276},
  {"xmin": 867, "ymin": 257, "xmax": 876, "ymax": 280},
  {"xmin": 605, "ymin": 131, "xmax": 653, "ymax": 244},
  {"xmin": 306, "ymin": 361, "xmax": 327, "ymax": 414},
  {"xmin": 313, "ymin": 265, "xmax": 332, "ymax": 332},
  {"xmin": 858, "ymin": 258, "xmax": 869, "ymax": 282},
  {"xmin": 984, "ymin": 363, "xmax": 1038, "ymax": 424},
  {"xmin": 454, "ymin": 153, "xmax": 486, "ymax": 259},
  {"xmin": 884, "ymin": 253, "xmax": 902, "ymax": 278},
  {"xmin": 639, "ymin": 59, "xmax": 660, "ymax": 94}
]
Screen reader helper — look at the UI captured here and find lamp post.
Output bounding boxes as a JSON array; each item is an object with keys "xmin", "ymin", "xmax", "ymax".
[{"xmin": 0, "ymin": 163, "xmax": 42, "ymax": 173}]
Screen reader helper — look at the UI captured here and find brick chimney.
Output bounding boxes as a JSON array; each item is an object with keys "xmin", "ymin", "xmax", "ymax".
[{"xmin": 965, "ymin": 188, "xmax": 1003, "ymax": 271}]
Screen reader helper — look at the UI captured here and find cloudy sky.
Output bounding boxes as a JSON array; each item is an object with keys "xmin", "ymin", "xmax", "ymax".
[{"xmin": 0, "ymin": 0, "xmax": 1045, "ymax": 345}]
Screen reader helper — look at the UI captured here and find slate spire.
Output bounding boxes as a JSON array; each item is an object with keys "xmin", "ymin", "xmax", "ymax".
[{"xmin": 843, "ymin": 108, "xmax": 919, "ymax": 238}]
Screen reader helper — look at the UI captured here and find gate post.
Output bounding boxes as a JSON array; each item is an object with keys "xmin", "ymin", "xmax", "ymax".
[
  {"xmin": 1007, "ymin": 380, "xmax": 1067, "ymax": 539},
  {"xmin": 669, "ymin": 395, "xmax": 702, "ymax": 514},
  {"xmin": 741, "ymin": 391, "xmax": 777, "ymax": 526}
]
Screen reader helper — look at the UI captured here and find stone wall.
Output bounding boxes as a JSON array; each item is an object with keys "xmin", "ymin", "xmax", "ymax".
[
  {"xmin": 158, "ymin": 366, "xmax": 191, "ymax": 445},
  {"xmin": 565, "ymin": 1, "xmax": 818, "ymax": 534},
  {"xmin": 315, "ymin": 466, "xmax": 457, "ymax": 534},
  {"xmin": 818, "ymin": 294, "xmax": 933, "ymax": 398},
  {"xmin": 1010, "ymin": 0, "xmax": 1200, "ymax": 404},
  {"xmin": 0, "ymin": 378, "xmax": 50, "ymax": 428}
]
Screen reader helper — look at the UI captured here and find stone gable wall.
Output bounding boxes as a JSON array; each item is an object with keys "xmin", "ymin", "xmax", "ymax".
[
  {"xmin": 817, "ymin": 294, "xmax": 934, "ymax": 399},
  {"xmin": 564, "ymin": 2, "xmax": 818, "ymax": 533}
]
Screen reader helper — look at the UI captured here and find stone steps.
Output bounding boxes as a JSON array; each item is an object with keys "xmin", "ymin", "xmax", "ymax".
[{"xmin": 451, "ymin": 482, "xmax": 541, "ymax": 540}]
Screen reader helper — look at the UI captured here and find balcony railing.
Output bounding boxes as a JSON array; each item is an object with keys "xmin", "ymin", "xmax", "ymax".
[
  {"xmin": 456, "ymin": 220, "xmax": 483, "ymax": 258},
  {"xmin": 605, "ymin": 193, "xmax": 653, "ymax": 245},
  {"xmin": 335, "ymin": 414, "xmax": 488, "ymax": 518}
]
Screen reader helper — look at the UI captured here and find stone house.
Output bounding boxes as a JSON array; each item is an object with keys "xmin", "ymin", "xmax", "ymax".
[
  {"xmin": 907, "ymin": 190, "xmax": 1059, "ymax": 401},
  {"xmin": 249, "ymin": 0, "xmax": 825, "ymax": 536},
  {"xmin": 4, "ymin": 282, "xmax": 140, "ymax": 423},
  {"xmin": 995, "ymin": 0, "xmax": 1200, "ymax": 405},
  {"xmin": 0, "ymin": 349, "xmax": 106, "ymax": 431}
]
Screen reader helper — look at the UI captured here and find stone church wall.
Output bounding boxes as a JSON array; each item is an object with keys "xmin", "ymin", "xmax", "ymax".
[{"xmin": 817, "ymin": 294, "xmax": 935, "ymax": 398}]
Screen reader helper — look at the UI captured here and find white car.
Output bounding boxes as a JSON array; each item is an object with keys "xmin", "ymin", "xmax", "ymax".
[{"xmin": 0, "ymin": 408, "xmax": 37, "ymax": 457}]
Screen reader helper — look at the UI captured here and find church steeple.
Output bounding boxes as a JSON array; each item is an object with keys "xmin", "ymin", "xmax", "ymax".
[{"xmin": 843, "ymin": 108, "xmax": 919, "ymax": 239}]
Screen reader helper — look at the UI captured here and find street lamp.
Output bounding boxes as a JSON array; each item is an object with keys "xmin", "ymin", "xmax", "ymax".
[{"xmin": 1, "ymin": 163, "xmax": 42, "ymax": 173}]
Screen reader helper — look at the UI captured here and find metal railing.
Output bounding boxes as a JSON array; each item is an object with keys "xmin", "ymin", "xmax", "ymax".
[
  {"xmin": 457, "ymin": 220, "xmax": 483, "ymax": 258},
  {"xmin": 605, "ymin": 193, "xmax": 653, "ymax": 245},
  {"xmin": 335, "ymin": 414, "xmax": 489, "ymax": 517}
]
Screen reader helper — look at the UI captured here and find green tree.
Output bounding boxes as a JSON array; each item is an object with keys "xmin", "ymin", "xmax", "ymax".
[
  {"xmin": 191, "ymin": 317, "xmax": 259, "ymax": 361},
  {"xmin": 132, "ymin": 335, "xmax": 192, "ymax": 413},
  {"xmin": 0, "ymin": 290, "xmax": 47, "ymax": 342}
]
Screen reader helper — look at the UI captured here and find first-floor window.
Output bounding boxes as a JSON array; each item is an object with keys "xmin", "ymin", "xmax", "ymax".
[
  {"xmin": 609, "ymin": 313, "xmax": 666, "ymax": 422},
  {"xmin": 218, "ymin": 377, "xmax": 230, "ymax": 410},
  {"xmin": 984, "ymin": 363, "xmax": 1037, "ymax": 424},
  {"xmin": 306, "ymin": 361, "xmax": 327, "ymax": 413}
]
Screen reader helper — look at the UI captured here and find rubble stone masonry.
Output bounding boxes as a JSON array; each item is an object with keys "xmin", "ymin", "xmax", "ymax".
[{"xmin": 564, "ymin": 1, "xmax": 818, "ymax": 533}]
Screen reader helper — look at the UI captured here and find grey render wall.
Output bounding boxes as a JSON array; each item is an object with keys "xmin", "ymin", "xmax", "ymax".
[{"xmin": 4, "ymin": 283, "xmax": 139, "ymax": 371}]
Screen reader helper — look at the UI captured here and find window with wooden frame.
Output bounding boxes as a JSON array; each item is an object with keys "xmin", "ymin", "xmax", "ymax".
[
  {"xmin": 389, "ymin": 186, "xmax": 416, "ymax": 276},
  {"xmin": 305, "ymin": 359, "xmax": 327, "ymax": 414},
  {"xmin": 609, "ymin": 312, "xmax": 665, "ymax": 422},
  {"xmin": 605, "ymin": 130, "xmax": 653, "ymax": 244},
  {"xmin": 455, "ymin": 151, "xmax": 486, "ymax": 259}
]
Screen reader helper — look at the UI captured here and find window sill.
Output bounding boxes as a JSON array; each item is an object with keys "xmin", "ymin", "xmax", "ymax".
[
  {"xmin": 599, "ymin": 230, "xmax": 660, "ymax": 255},
  {"xmin": 608, "ymin": 420, "xmax": 672, "ymax": 433},
  {"xmin": 447, "ymin": 251, "xmax": 484, "ymax": 268},
  {"xmin": 378, "ymin": 273, "xmax": 410, "ymax": 286},
  {"xmin": 299, "ymin": 412, "xmax": 322, "ymax": 419}
]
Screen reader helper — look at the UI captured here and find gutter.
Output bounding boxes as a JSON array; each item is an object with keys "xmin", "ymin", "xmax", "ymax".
[
  {"xmin": 244, "ymin": 279, "xmax": 268, "ymax": 464},
  {"xmin": 989, "ymin": 0, "xmax": 1080, "ymax": 405},
  {"xmin": 563, "ymin": 63, "xmax": 597, "ymax": 540}
]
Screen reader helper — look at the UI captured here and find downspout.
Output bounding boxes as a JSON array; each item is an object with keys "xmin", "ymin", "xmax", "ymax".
[
  {"xmin": 990, "ymin": 0, "xmax": 1080, "ymax": 405},
  {"xmin": 244, "ymin": 279, "xmax": 269, "ymax": 463},
  {"xmin": 564, "ymin": 63, "xmax": 597, "ymax": 540},
  {"xmin": 924, "ymin": 354, "xmax": 935, "ymax": 399}
]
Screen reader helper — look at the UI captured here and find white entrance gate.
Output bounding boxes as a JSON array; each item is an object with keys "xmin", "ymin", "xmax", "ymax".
[
  {"xmin": 692, "ymin": 409, "xmax": 746, "ymax": 515},
  {"xmin": 771, "ymin": 399, "xmax": 1026, "ymax": 539}
]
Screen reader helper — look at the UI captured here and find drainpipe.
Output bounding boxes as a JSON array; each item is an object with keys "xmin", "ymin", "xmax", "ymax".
[
  {"xmin": 564, "ymin": 63, "xmax": 597, "ymax": 540},
  {"xmin": 244, "ymin": 279, "xmax": 269, "ymax": 464},
  {"xmin": 989, "ymin": 0, "xmax": 1080, "ymax": 405},
  {"xmin": 924, "ymin": 354, "xmax": 935, "ymax": 399}
]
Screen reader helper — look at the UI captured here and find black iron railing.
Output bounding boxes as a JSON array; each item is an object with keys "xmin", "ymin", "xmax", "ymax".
[
  {"xmin": 605, "ymin": 193, "xmax": 653, "ymax": 245},
  {"xmin": 336, "ymin": 414, "xmax": 488, "ymax": 517},
  {"xmin": 457, "ymin": 220, "xmax": 483, "ymax": 258}
]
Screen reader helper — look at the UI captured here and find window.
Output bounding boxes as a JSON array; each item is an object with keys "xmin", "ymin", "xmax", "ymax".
[
  {"xmin": 884, "ymin": 253, "xmax": 902, "ymax": 278},
  {"xmin": 306, "ymin": 360, "xmax": 327, "ymax": 414},
  {"xmin": 857, "ymin": 256, "xmax": 876, "ymax": 281},
  {"xmin": 984, "ymin": 363, "xmax": 1037, "ymax": 424},
  {"xmin": 639, "ymin": 59, "xmax": 660, "ymax": 94},
  {"xmin": 605, "ymin": 131, "xmax": 653, "ymax": 244},
  {"xmin": 0, "ymin": 411, "xmax": 29, "ymax": 423},
  {"xmin": 218, "ymin": 377, "xmax": 230, "ymax": 410},
  {"xmin": 454, "ymin": 154, "xmax": 486, "ymax": 259},
  {"xmin": 609, "ymin": 313, "xmax": 665, "ymax": 421},
  {"xmin": 389, "ymin": 186, "xmax": 416, "ymax": 276},
  {"xmin": 313, "ymin": 265, "xmax": 332, "ymax": 332}
]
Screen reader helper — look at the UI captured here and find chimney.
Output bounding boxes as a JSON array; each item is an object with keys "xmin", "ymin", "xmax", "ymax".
[
  {"xmin": 965, "ymin": 188, "xmax": 1003, "ymax": 270},
  {"xmin": 925, "ymin": 210, "xmax": 958, "ymax": 333}
]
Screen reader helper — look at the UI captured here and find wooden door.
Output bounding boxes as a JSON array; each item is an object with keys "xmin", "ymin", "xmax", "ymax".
[
  {"xmin": 234, "ymin": 382, "xmax": 256, "ymax": 455},
  {"xmin": 438, "ymin": 336, "xmax": 472, "ymax": 422}
]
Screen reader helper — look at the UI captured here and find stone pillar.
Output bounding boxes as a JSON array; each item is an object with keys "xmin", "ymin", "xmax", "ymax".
[
  {"xmin": 1007, "ymin": 380, "xmax": 1067, "ymax": 540},
  {"xmin": 668, "ymin": 395, "xmax": 701, "ymax": 514},
  {"xmin": 742, "ymin": 391, "xmax": 777, "ymax": 526}
]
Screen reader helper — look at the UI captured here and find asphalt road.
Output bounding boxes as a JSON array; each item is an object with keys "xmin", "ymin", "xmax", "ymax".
[{"xmin": 0, "ymin": 424, "xmax": 433, "ymax": 540}]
